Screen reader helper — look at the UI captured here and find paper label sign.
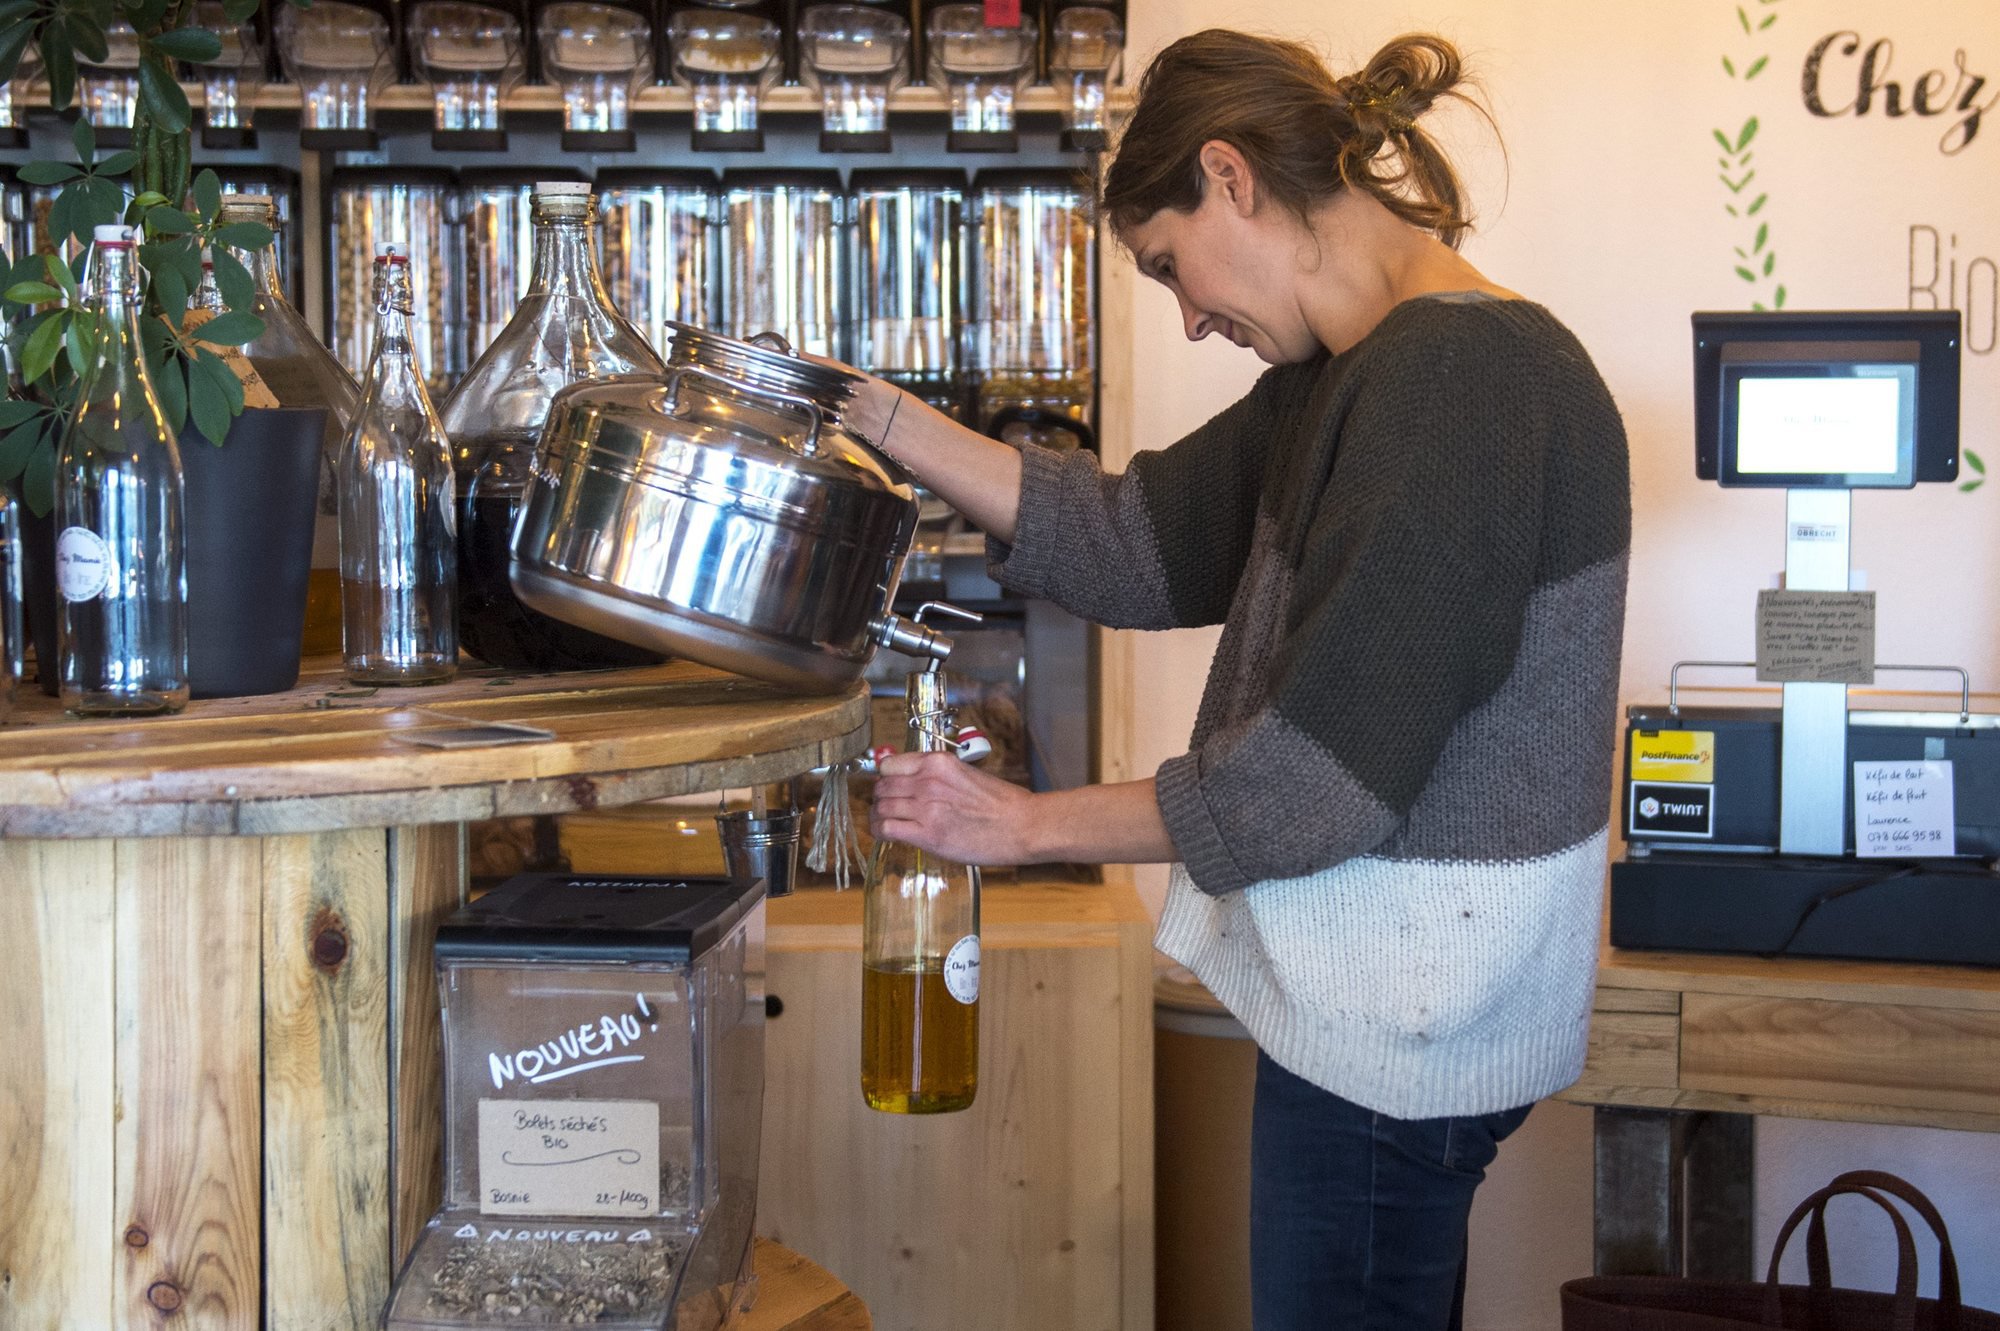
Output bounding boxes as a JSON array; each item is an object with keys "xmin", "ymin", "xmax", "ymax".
[
  {"xmin": 1630, "ymin": 730, "xmax": 1715, "ymax": 784},
  {"xmin": 1853, "ymin": 760, "xmax": 1955, "ymax": 859},
  {"xmin": 478, "ymin": 1099, "xmax": 659, "ymax": 1218},
  {"xmin": 1756, "ymin": 589, "xmax": 1876, "ymax": 685}
]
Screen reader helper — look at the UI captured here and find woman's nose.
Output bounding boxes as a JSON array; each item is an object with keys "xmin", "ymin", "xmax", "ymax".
[{"xmin": 1176, "ymin": 291, "xmax": 1212, "ymax": 341}]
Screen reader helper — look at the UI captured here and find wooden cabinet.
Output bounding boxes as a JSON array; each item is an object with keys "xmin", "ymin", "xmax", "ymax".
[{"xmin": 756, "ymin": 878, "xmax": 1154, "ymax": 1331}]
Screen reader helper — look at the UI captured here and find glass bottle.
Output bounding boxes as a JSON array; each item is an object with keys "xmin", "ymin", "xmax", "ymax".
[
  {"xmin": 338, "ymin": 242, "xmax": 458, "ymax": 685},
  {"xmin": 861, "ymin": 666, "xmax": 981, "ymax": 1113},
  {"xmin": 439, "ymin": 179, "xmax": 667, "ymax": 672},
  {"xmin": 57, "ymin": 225, "xmax": 191, "ymax": 715},
  {"xmin": 217, "ymin": 193, "xmax": 362, "ymax": 659}
]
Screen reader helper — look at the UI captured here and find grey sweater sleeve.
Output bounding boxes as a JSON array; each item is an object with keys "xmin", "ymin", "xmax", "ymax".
[{"xmin": 984, "ymin": 365, "xmax": 1298, "ymax": 630}]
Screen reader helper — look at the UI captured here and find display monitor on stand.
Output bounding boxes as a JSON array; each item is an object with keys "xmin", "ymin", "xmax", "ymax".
[{"xmin": 1690, "ymin": 310, "xmax": 1962, "ymax": 853}]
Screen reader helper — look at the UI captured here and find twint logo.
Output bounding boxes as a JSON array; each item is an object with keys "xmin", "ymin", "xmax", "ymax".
[{"xmin": 1802, "ymin": 32, "xmax": 1996, "ymax": 154}]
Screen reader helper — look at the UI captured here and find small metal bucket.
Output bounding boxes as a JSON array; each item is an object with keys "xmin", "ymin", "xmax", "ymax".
[{"xmin": 716, "ymin": 807, "xmax": 802, "ymax": 898}]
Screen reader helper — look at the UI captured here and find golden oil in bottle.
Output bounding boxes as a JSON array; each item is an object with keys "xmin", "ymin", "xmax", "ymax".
[{"xmin": 861, "ymin": 958, "xmax": 979, "ymax": 1114}]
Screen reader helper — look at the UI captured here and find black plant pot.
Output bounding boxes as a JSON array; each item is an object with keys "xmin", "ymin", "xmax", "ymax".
[
  {"xmin": 180, "ymin": 407, "xmax": 326, "ymax": 699},
  {"xmin": 14, "ymin": 486, "xmax": 58, "ymax": 697}
]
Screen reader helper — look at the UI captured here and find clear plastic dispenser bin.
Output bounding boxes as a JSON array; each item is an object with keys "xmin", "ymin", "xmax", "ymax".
[{"xmin": 384, "ymin": 873, "xmax": 767, "ymax": 1331}]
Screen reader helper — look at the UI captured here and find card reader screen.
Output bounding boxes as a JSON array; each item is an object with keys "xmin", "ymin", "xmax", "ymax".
[{"xmin": 1733, "ymin": 366, "xmax": 1914, "ymax": 477}]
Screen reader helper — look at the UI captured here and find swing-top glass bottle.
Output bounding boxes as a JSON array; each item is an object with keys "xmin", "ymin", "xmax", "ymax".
[
  {"xmin": 337, "ymin": 241, "xmax": 458, "ymax": 685},
  {"xmin": 57, "ymin": 224, "xmax": 189, "ymax": 716},
  {"xmin": 861, "ymin": 665, "xmax": 982, "ymax": 1113}
]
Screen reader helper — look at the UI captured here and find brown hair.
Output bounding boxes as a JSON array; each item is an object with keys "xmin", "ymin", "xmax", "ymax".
[{"xmin": 1100, "ymin": 30, "xmax": 1489, "ymax": 249}]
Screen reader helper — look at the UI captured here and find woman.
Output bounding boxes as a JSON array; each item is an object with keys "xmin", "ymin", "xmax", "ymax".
[{"xmin": 844, "ymin": 28, "xmax": 1630, "ymax": 1331}]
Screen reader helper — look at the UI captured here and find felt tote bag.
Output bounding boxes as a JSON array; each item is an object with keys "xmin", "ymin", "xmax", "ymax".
[{"xmin": 1561, "ymin": 1171, "xmax": 2000, "ymax": 1331}]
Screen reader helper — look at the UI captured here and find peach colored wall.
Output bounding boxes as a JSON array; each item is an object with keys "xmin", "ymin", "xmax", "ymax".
[{"xmin": 1103, "ymin": 2, "xmax": 2000, "ymax": 1325}]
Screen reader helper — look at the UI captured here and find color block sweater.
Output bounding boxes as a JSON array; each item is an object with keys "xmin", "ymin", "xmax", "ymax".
[{"xmin": 988, "ymin": 294, "xmax": 1631, "ymax": 1118}]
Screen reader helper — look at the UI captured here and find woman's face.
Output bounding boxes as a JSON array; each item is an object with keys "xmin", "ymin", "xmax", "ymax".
[{"xmin": 1121, "ymin": 165, "xmax": 1322, "ymax": 365}]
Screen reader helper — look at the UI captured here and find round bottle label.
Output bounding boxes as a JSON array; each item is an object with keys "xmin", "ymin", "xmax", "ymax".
[
  {"xmin": 944, "ymin": 935, "xmax": 980, "ymax": 1005},
  {"xmin": 56, "ymin": 527, "xmax": 111, "ymax": 603}
]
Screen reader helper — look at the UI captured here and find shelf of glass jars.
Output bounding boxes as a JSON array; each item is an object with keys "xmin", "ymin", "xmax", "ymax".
[{"xmin": 255, "ymin": 82, "xmax": 1128, "ymax": 115}]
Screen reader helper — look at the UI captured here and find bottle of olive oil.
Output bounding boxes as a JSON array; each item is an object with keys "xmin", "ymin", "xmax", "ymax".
[{"xmin": 861, "ymin": 666, "xmax": 981, "ymax": 1113}]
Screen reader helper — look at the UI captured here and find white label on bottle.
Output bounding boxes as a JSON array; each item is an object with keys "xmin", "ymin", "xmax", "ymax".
[
  {"xmin": 56, "ymin": 527, "xmax": 110, "ymax": 603},
  {"xmin": 944, "ymin": 935, "xmax": 980, "ymax": 1005}
]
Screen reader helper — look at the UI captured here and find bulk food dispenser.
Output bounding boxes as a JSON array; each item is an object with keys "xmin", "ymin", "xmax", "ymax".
[{"xmin": 384, "ymin": 872, "xmax": 766, "ymax": 1330}]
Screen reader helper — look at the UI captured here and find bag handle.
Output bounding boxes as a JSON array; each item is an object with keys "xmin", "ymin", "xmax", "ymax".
[
  {"xmin": 1807, "ymin": 1172, "xmax": 1964, "ymax": 1329},
  {"xmin": 1762, "ymin": 1182, "xmax": 1919, "ymax": 1331}
]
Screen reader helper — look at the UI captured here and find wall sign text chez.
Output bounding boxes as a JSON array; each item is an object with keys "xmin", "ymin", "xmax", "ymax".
[{"xmin": 1802, "ymin": 32, "xmax": 1996, "ymax": 154}]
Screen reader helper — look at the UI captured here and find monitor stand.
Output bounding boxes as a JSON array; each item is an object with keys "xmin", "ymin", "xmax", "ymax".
[{"xmin": 1778, "ymin": 487, "xmax": 1851, "ymax": 855}]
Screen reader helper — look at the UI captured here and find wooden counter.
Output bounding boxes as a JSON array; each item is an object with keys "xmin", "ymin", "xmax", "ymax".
[
  {"xmin": 0, "ymin": 661, "xmax": 869, "ymax": 1331},
  {"xmin": 1560, "ymin": 935, "xmax": 2000, "ymax": 1277}
]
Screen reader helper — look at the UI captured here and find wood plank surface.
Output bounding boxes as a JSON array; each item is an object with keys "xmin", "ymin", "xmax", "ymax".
[
  {"xmin": 737, "ymin": 1238, "xmax": 873, "ymax": 1330},
  {"xmin": 389, "ymin": 824, "xmax": 467, "ymax": 1270},
  {"xmin": 262, "ymin": 831, "xmax": 392, "ymax": 1331},
  {"xmin": 1564, "ymin": 1011, "xmax": 1681, "ymax": 1103},
  {"xmin": 758, "ymin": 918, "xmax": 1137, "ymax": 1331},
  {"xmin": 766, "ymin": 873, "xmax": 1148, "ymax": 954},
  {"xmin": 0, "ymin": 661, "xmax": 869, "ymax": 839},
  {"xmin": 1680, "ymin": 992, "xmax": 2000, "ymax": 1117},
  {"xmin": 0, "ymin": 840, "xmax": 117, "ymax": 1331},
  {"xmin": 1599, "ymin": 940, "xmax": 2000, "ymax": 1011},
  {"xmin": 114, "ymin": 840, "xmax": 263, "ymax": 1331}
]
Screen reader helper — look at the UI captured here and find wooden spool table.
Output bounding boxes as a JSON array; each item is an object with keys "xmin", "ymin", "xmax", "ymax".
[{"xmin": 0, "ymin": 661, "xmax": 869, "ymax": 1331}]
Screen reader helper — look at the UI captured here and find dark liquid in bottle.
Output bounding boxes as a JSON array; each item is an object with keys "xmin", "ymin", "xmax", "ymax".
[{"xmin": 455, "ymin": 489, "xmax": 665, "ymax": 672}]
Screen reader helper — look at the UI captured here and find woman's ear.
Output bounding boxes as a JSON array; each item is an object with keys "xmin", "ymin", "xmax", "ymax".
[{"xmin": 1197, "ymin": 140, "xmax": 1258, "ymax": 217}]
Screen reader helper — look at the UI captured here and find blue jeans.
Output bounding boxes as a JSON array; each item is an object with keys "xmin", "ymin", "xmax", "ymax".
[{"xmin": 1250, "ymin": 1051, "xmax": 1533, "ymax": 1331}]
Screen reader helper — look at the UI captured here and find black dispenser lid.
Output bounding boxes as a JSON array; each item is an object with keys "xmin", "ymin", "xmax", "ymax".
[{"xmin": 435, "ymin": 873, "xmax": 764, "ymax": 966}]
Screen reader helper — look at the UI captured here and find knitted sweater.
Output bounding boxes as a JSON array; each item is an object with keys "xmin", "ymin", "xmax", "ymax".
[{"xmin": 988, "ymin": 293, "xmax": 1631, "ymax": 1118}]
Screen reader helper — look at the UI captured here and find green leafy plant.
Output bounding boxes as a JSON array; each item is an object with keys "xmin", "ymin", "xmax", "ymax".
[
  {"xmin": 1714, "ymin": 0, "xmax": 1787, "ymax": 313},
  {"xmin": 0, "ymin": 0, "xmax": 300, "ymax": 516}
]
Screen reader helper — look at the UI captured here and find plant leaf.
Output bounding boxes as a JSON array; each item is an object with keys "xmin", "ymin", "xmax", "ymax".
[
  {"xmin": 71, "ymin": 115, "xmax": 95, "ymax": 166},
  {"xmin": 151, "ymin": 263, "xmax": 190, "ymax": 325},
  {"xmin": 189, "ymin": 351, "xmax": 234, "ymax": 444},
  {"xmin": 22, "ymin": 312, "xmax": 66, "ymax": 382},
  {"xmin": 1735, "ymin": 265, "xmax": 1757, "ymax": 283},
  {"xmin": 222, "ymin": 0, "xmax": 259, "ymax": 20},
  {"xmin": 211, "ymin": 248, "xmax": 255, "ymax": 311},
  {"xmin": 23, "ymin": 422, "xmax": 57, "ymax": 516},
  {"xmin": 63, "ymin": 11, "xmax": 109, "ymax": 65},
  {"xmin": 1754, "ymin": 222, "xmax": 1768, "ymax": 253},
  {"xmin": 1722, "ymin": 56, "xmax": 1736, "ymax": 77},
  {"xmin": 1746, "ymin": 55, "xmax": 1769, "ymax": 80},
  {"xmin": 81, "ymin": 177, "xmax": 128, "ymax": 232},
  {"xmin": 17, "ymin": 161, "xmax": 82, "ymax": 186},
  {"xmin": 0, "ymin": 399, "xmax": 41, "ymax": 429},
  {"xmin": 96, "ymin": 149, "xmax": 138, "ymax": 177},
  {"xmin": 1763, "ymin": 252, "xmax": 1776, "ymax": 276},
  {"xmin": 42, "ymin": 28, "xmax": 77, "ymax": 110},
  {"xmin": 152, "ymin": 27, "xmax": 223, "ymax": 62},
  {"xmin": 211, "ymin": 221, "xmax": 274, "ymax": 251},
  {"xmin": 1966, "ymin": 450, "xmax": 1986, "ymax": 476},
  {"xmin": 44, "ymin": 252, "xmax": 81, "ymax": 304},
  {"xmin": 0, "ymin": 418, "xmax": 42, "ymax": 482},
  {"xmin": 145, "ymin": 205, "xmax": 197, "ymax": 236},
  {"xmin": 1773, "ymin": 284, "xmax": 1787, "ymax": 309},
  {"xmin": 0, "ymin": 15, "xmax": 34, "ymax": 84},
  {"xmin": 137, "ymin": 56, "xmax": 191, "ymax": 134},
  {"xmin": 197, "ymin": 346, "xmax": 245, "ymax": 415},
  {"xmin": 1736, "ymin": 117, "xmax": 1760, "ymax": 151},
  {"xmin": 195, "ymin": 311, "xmax": 262, "ymax": 346},
  {"xmin": 1747, "ymin": 193, "xmax": 1768, "ymax": 215},
  {"xmin": 192, "ymin": 169, "xmax": 222, "ymax": 224},
  {"xmin": 4, "ymin": 281, "xmax": 64, "ymax": 305},
  {"xmin": 154, "ymin": 350, "xmax": 189, "ymax": 433},
  {"xmin": 1711, "ymin": 128, "xmax": 1733, "ymax": 152}
]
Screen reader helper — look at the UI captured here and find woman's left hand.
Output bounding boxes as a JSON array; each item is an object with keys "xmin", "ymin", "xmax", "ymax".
[{"xmin": 870, "ymin": 751, "xmax": 1041, "ymax": 865}]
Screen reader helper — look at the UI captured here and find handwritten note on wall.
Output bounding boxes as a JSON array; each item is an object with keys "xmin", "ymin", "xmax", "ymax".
[
  {"xmin": 478, "ymin": 1098, "xmax": 659, "ymax": 1218},
  {"xmin": 1756, "ymin": 590, "xmax": 1876, "ymax": 684},
  {"xmin": 1853, "ymin": 760, "xmax": 1956, "ymax": 859}
]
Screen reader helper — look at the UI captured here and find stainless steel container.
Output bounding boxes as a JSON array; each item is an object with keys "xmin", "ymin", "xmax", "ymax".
[
  {"xmin": 720, "ymin": 170, "xmax": 847, "ymax": 359},
  {"xmin": 510, "ymin": 325, "xmax": 956, "ymax": 693},
  {"xmin": 970, "ymin": 167, "xmax": 1095, "ymax": 426},
  {"xmin": 327, "ymin": 167, "xmax": 463, "ymax": 393},
  {"xmin": 596, "ymin": 167, "xmax": 718, "ymax": 356},
  {"xmin": 849, "ymin": 168, "xmax": 966, "ymax": 413}
]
